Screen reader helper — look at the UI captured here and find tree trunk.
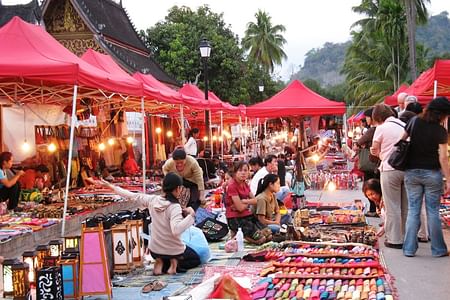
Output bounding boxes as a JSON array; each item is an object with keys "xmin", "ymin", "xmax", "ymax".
[{"xmin": 405, "ymin": 0, "xmax": 417, "ymax": 81}]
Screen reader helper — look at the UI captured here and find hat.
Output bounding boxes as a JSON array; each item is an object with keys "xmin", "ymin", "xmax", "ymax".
[
  {"xmin": 162, "ymin": 172, "xmax": 183, "ymax": 193},
  {"xmin": 405, "ymin": 95, "xmax": 418, "ymax": 104},
  {"xmin": 363, "ymin": 107, "xmax": 374, "ymax": 117},
  {"xmin": 427, "ymin": 97, "xmax": 450, "ymax": 114}
]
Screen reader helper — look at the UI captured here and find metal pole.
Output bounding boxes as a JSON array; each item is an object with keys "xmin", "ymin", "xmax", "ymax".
[
  {"xmin": 61, "ymin": 85, "xmax": 78, "ymax": 237},
  {"xmin": 141, "ymin": 97, "xmax": 146, "ymax": 193},
  {"xmin": 203, "ymin": 58, "xmax": 211, "ymax": 150},
  {"xmin": 210, "ymin": 110, "xmax": 213, "ymax": 157},
  {"xmin": 434, "ymin": 80, "xmax": 438, "ymax": 98},
  {"xmin": 220, "ymin": 110, "xmax": 224, "ymax": 159},
  {"xmin": 180, "ymin": 104, "xmax": 185, "ymax": 144}
]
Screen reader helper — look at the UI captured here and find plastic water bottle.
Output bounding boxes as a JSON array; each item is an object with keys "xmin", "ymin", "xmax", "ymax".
[{"xmin": 236, "ymin": 228, "xmax": 244, "ymax": 252}]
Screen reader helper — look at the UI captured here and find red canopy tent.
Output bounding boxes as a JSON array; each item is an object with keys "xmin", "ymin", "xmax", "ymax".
[
  {"xmin": 246, "ymin": 80, "xmax": 346, "ymax": 118},
  {"xmin": 384, "ymin": 84, "xmax": 409, "ymax": 106},
  {"xmin": 0, "ymin": 17, "xmax": 147, "ymax": 236}
]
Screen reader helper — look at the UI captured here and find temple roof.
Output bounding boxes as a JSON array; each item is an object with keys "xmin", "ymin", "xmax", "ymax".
[
  {"xmin": 72, "ymin": 0, "xmax": 179, "ymax": 86},
  {"xmin": 0, "ymin": 0, "xmax": 41, "ymax": 27}
]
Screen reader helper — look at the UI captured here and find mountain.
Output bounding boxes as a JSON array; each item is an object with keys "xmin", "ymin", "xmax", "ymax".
[
  {"xmin": 291, "ymin": 11, "xmax": 450, "ymax": 86},
  {"xmin": 417, "ymin": 11, "xmax": 450, "ymax": 58},
  {"xmin": 290, "ymin": 42, "xmax": 350, "ymax": 86}
]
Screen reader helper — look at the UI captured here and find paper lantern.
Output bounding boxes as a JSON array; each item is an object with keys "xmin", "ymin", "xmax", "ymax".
[
  {"xmin": 64, "ymin": 236, "xmax": 80, "ymax": 254},
  {"xmin": 111, "ymin": 223, "xmax": 134, "ymax": 273},
  {"xmin": 12, "ymin": 262, "xmax": 30, "ymax": 300},
  {"xmin": 49, "ymin": 240, "xmax": 63, "ymax": 258},
  {"xmin": 36, "ymin": 245, "xmax": 50, "ymax": 269},
  {"xmin": 2, "ymin": 259, "xmax": 20, "ymax": 298},
  {"xmin": 36, "ymin": 266, "xmax": 63, "ymax": 300},
  {"xmin": 58, "ymin": 256, "xmax": 78, "ymax": 299},
  {"xmin": 22, "ymin": 250, "xmax": 38, "ymax": 285},
  {"xmin": 127, "ymin": 220, "xmax": 143, "ymax": 267}
]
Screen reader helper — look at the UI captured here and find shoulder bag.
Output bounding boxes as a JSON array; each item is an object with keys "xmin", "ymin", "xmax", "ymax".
[{"xmin": 388, "ymin": 117, "xmax": 418, "ymax": 171}]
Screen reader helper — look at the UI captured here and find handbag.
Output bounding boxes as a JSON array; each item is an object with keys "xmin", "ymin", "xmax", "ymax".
[
  {"xmin": 290, "ymin": 178, "xmax": 305, "ymax": 196},
  {"xmin": 358, "ymin": 148, "xmax": 379, "ymax": 172},
  {"xmin": 196, "ymin": 217, "xmax": 229, "ymax": 242},
  {"xmin": 388, "ymin": 117, "xmax": 417, "ymax": 171}
]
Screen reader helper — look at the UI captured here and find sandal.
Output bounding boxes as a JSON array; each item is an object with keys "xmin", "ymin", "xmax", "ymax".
[{"xmin": 141, "ymin": 280, "xmax": 167, "ymax": 293}]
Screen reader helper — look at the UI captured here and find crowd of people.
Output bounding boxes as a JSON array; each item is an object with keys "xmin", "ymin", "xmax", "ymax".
[{"xmin": 356, "ymin": 95, "xmax": 450, "ymax": 257}]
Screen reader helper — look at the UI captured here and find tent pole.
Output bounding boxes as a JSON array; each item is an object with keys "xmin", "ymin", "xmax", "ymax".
[
  {"xmin": 180, "ymin": 104, "xmax": 185, "ymax": 144},
  {"xmin": 256, "ymin": 118, "xmax": 259, "ymax": 156},
  {"xmin": 61, "ymin": 85, "xmax": 78, "ymax": 237},
  {"xmin": 220, "ymin": 110, "xmax": 224, "ymax": 160},
  {"xmin": 141, "ymin": 97, "xmax": 146, "ymax": 193},
  {"xmin": 343, "ymin": 114, "xmax": 347, "ymax": 145},
  {"xmin": 209, "ymin": 110, "xmax": 213, "ymax": 156},
  {"xmin": 434, "ymin": 80, "xmax": 438, "ymax": 98}
]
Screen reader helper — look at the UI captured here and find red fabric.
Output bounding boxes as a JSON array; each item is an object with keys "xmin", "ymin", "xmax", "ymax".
[
  {"xmin": 225, "ymin": 179, "xmax": 253, "ymax": 218},
  {"xmin": 19, "ymin": 169, "xmax": 37, "ymax": 189},
  {"xmin": 246, "ymin": 80, "xmax": 346, "ymax": 117},
  {"xmin": 122, "ymin": 158, "xmax": 140, "ymax": 175},
  {"xmin": 0, "ymin": 17, "xmax": 142, "ymax": 95},
  {"xmin": 384, "ymin": 84, "xmax": 409, "ymax": 106},
  {"xmin": 208, "ymin": 274, "xmax": 252, "ymax": 300}
]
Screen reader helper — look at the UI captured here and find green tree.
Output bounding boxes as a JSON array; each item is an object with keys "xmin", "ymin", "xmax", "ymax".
[
  {"xmin": 241, "ymin": 10, "xmax": 287, "ymax": 73},
  {"xmin": 141, "ymin": 5, "xmax": 280, "ymax": 105}
]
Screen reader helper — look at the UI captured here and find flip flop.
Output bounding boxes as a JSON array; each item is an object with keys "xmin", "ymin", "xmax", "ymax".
[{"xmin": 141, "ymin": 280, "xmax": 167, "ymax": 293}]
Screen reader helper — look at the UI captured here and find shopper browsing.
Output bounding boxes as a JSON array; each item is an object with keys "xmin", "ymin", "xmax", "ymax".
[{"xmin": 0, "ymin": 152, "xmax": 24, "ymax": 211}]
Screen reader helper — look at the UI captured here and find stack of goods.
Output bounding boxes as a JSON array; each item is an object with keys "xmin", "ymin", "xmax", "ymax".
[
  {"xmin": 309, "ymin": 171, "xmax": 358, "ymax": 190},
  {"xmin": 440, "ymin": 198, "xmax": 450, "ymax": 228},
  {"xmin": 251, "ymin": 242, "xmax": 396, "ymax": 300},
  {"xmin": 112, "ymin": 177, "xmax": 162, "ymax": 193},
  {"xmin": 294, "ymin": 209, "xmax": 366, "ymax": 227}
]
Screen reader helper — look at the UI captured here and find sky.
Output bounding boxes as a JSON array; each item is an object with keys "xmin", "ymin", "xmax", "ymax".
[{"xmin": 4, "ymin": 0, "xmax": 450, "ymax": 80}]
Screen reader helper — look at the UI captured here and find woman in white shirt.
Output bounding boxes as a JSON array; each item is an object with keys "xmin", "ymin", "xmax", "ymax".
[{"xmin": 184, "ymin": 128, "xmax": 199, "ymax": 157}]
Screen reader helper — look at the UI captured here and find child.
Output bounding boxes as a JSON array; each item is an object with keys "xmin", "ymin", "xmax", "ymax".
[
  {"xmin": 92, "ymin": 172, "xmax": 195, "ymax": 275},
  {"xmin": 362, "ymin": 179, "xmax": 385, "ymax": 236}
]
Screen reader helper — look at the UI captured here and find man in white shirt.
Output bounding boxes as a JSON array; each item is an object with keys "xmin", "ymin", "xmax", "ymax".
[
  {"xmin": 250, "ymin": 154, "xmax": 278, "ymax": 195},
  {"xmin": 184, "ymin": 128, "xmax": 199, "ymax": 157}
]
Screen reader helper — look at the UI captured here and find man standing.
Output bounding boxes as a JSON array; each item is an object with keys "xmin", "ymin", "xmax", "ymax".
[
  {"xmin": 184, "ymin": 128, "xmax": 199, "ymax": 157},
  {"xmin": 396, "ymin": 92, "xmax": 408, "ymax": 113},
  {"xmin": 250, "ymin": 154, "xmax": 278, "ymax": 195}
]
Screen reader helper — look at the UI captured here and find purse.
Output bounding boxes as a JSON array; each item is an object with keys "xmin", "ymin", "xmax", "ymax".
[
  {"xmin": 290, "ymin": 178, "xmax": 305, "ymax": 196},
  {"xmin": 388, "ymin": 117, "xmax": 418, "ymax": 171},
  {"xmin": 358, "ymin": 148, "xmax": 378, "ymax": 172},
  {"xmin": 196, "ymin": 217, "xmax": 229, "ymax": 242}
]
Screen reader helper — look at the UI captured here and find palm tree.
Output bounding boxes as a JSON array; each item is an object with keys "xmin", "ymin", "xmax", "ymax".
[
  {"xmin": 403, "ymin": 0, "xmax": 429, "ymax": 80},
  {"xmin": 242, "ymin": 10, "xmax": 287, "ymax": 73}
]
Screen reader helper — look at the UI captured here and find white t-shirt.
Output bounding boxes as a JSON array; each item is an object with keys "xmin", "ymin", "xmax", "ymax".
[
  {"xmin": 184, "ymin": 137, "xmax": 197, "ymax": 156},
  {"xmin": 250, "ymin": 167, "xmax": 268, "ymax": 196},
  {"xmin": 372, "ymin": 116, "xmax": 405, "ymax": 171}
]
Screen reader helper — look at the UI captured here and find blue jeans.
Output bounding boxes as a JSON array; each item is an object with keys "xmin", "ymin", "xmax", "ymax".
[
  {"xmin": 267, "ymin": 214, "xmax": 293, "ymax": 233},
  {"xmin": 403, "ymin": 169, "xmax": 448, "ymax": 257}
]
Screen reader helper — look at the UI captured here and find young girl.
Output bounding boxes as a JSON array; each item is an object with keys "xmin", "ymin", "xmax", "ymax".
[
  {"xmin": 93, "ymin": 172, "xmax": 195, "ymax": 275},
  {"xmin": 254, "ymin": 174, "xmax": 283, "ymax": 233},
  {"xmin": 225, "ymin": 161, "xmax": 270, "ymax": 244}
]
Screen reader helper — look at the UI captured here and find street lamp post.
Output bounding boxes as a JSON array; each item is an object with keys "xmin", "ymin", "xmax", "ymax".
[
  {"xmin": 258, "ymin": 81, "xmax": 264, "ymax": 93},
  {"xmin": 199, "ymin": 38, "xmax": 212, "ymax": 150}
]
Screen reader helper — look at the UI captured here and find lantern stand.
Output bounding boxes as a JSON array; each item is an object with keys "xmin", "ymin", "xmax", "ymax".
[
  {"xmin": 58, "ymin": 253, "xmax": 79, "ymax": 299},
  {"xmin": 3, "ymin": 258, "xmax": 20, "ymax": 298},
  {"xmin": 49, "ymin": 240, "xmax": 64, "ymax": 258},
  {"xmin": 63, "ymin": 235, "xmax": 81, "ymax": 254},
  {"xmin": 22, "ymin": 250, "xmax": 38, "ymax": 287},
  {"xmin": 12, "ymin": 262, "xmax": 30, "ymax": 300},
  {"xmin": 35, "ymin": 244, "xmax": 50, "ymax": 270}
]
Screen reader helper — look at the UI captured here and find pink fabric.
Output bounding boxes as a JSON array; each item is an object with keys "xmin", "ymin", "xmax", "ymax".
[
  {"xmin": 246, "ymin": 80, "xmax": 345, "ymax": 117},
  {"xmin": 82, "ymin": 232, "xmax": 102, "ymax": 263},
  {"xmin": 81, "ymin": 264, "xmax": 106, "ymax": 293}
]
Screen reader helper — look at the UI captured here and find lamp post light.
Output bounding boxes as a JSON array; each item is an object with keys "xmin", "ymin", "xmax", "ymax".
[
  {"xmin": 258, "ymin": 81, "xmax": 264, "ymax": 93},
  {"xmin": 199, "ymin": 38, "xmax": 212, "ymax": 150}
]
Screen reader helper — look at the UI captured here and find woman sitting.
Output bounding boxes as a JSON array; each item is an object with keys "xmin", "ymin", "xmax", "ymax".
[
  {"xmin": 254, "ymin": 173, "xmax": 291, "ymax": 233},
  {"xmin": 224, "ymin": 161, "xmax": 271, "ymax": 244},
  {"xmin": 92, "ymin": 172, "xmax": 196, "ymax": 275},
  {"xmin": 0, "ymin": 152, "xmax": 24, "ymax": 211}
]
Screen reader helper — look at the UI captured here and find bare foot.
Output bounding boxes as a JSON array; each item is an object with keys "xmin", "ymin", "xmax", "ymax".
[
  {"xmin": 167, "ymin": 258, "xmax": 178, "ymax": 275},
  {"xmin": 153, "ymin": 258, "xmax": 163, "ymax": 275}
]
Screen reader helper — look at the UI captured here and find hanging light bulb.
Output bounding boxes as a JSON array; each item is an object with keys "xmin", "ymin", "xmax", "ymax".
[
  {"xmin": 155, "ymin": 127, "xmax": 162, "ymax": 134},
  {"xmin": 166, "ymin": 130, "xmax": 173, "ymax": 138},
  {"xmin": 21, "ymin": 141, "xmax": 31, "ymax": 153},
  {"xmin": 312, "ymin": 154, "xmax": 320, "ymax": 163},
  {"xmin": 203, "ymin": 136, "xmax": 208, "ymax": 142},
  {"xmin": 48, "ymin": 143, "xmax": 57, "ymax": 153},
  {"xmin": 98, "ymin": 142, "xmax": 106, "ymax": 151},
  {"xmin": 126, "ymin": 136, "xmax": 134, "ymax": 144},
  {"xmin": 327, "ymin": 181, "xmax": 337, "ymax": 192},
  {"xmin": 107, "ymin": 138, "xmax": 115, "ymax": 146},
  {"xmin": 218, "ymin": 136, "xmax": 223, "ymax": 142},
  {"xmin": 212, "ymin": 136, "xmax": 217, "ymax": 141}
]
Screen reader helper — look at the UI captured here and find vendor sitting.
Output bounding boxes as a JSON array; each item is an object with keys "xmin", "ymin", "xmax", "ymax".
[
  {"xmin": 19, "ymin": 164, "xmax": 50, "ymax": 190},
  {"xmin": 0, "ymin": 152, "xmax": 25, "ymax": 211},
  {"xmin": 121, "ymin": 152, "xmax": 140, "ymax": 176}
]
